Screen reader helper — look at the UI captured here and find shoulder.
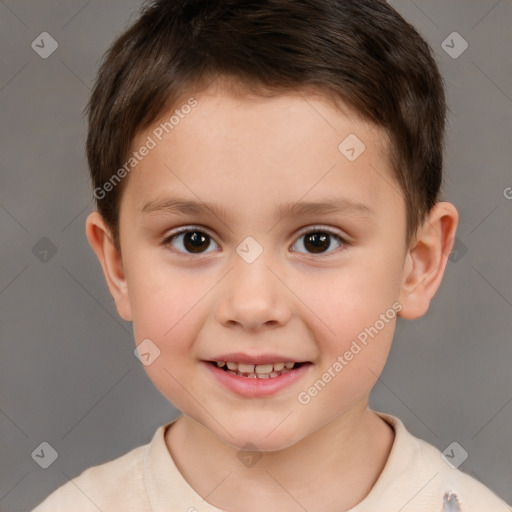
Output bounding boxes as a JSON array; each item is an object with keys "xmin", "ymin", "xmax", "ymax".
[
  {"xmin": 375, "ymin": 412, "xmax": 511, "ymax": 512},
  {"xmin": 31, "ymin": 441, "xmax": 149, "ymax": 512},
  {"xmin": 413, "ymin": 436, "xmax": 510, "ymax": 511}
]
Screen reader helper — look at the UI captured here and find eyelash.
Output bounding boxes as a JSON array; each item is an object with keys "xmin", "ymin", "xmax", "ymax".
[{"xmin": 161, "ymin": 225, "xmax": 349, "ymax": 258}]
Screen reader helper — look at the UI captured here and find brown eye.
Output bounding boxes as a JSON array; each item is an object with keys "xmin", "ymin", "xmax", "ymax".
[
  {"xmin": 304, "ymin": 232, "xmax": 331, "ymax": 253},
  {"xmin": 291, "ymin": 229, "xmax": 345, "ymax": 255},
  {"xmin": 165, "ymin": 229, "xmax": 219, "ymax": 254}
]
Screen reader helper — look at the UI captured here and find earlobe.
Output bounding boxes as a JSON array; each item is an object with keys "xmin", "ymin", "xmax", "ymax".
[
  {"xmin": 398, "ymin": 202, "xmax": 459, "ymax": 319},
  {"xmin": 85, "ymin": 211, "xmax": 133, "ymax": 321}
]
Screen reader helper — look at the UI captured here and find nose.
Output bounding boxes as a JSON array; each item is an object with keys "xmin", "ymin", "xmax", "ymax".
[{"xmin": 214, "ymin": 254, "xmax": 293, "ymax": 331}]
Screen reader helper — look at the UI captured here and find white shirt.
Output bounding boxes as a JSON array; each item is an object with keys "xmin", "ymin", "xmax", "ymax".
[{"xmin": 32, "ymin": 411, "xmax": 511, "ymax": 511}]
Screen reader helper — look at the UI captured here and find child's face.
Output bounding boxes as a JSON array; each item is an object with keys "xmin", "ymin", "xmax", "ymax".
[{"xmin": 103, "ymin": 84, "xmax": 412, "ymax": 450}]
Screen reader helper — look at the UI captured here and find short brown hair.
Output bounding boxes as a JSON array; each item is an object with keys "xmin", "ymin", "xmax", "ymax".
[{"xmin": 86, "ymin": 0, "xmax": 446, "ymax": 251}]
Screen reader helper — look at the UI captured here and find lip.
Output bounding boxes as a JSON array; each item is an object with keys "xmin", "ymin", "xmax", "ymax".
[
  {"xmin": 208, "ymin": 352, "xmax": 306, "ymax": 365},
  {"xmin": 203, "ymin": 360, "xmax": 312, "ymax": 398}
]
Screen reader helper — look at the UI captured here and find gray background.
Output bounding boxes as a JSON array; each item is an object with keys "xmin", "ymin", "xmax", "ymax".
[{"xmin": 1, "ymin": 1, "xmax": 511, "ymax": 510}]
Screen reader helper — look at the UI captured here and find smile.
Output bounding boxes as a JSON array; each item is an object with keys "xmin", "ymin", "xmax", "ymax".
[
  {"xmin": 209, "ymin": 360, "xmax": 304, "ymax": 379},
  {"xmin": 204, "ymin": 355, "xmax": 312, "ymax": 397}
]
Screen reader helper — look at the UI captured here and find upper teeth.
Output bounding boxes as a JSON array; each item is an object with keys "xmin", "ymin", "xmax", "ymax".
[{"xmin": 216, "ymin": 361, "xmax": 295, "ymax": 373}]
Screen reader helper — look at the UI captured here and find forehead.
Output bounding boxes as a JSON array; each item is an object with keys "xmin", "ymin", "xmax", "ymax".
[{"xmin": 122, "ymin": 85, "xmax": 401, "ymax": 225}]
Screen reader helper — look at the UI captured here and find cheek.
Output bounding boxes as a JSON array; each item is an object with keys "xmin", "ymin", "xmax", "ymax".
[
  {"xmin": 126, "ymin": 253, "xmax": 205, "ymax": 356},
  {"xmin": 308, "ymin": 290, "xmax": 398, "ymax": 412},
  {"xmin": 308, "ymin": 255, "xmax": 402, "ymax": 365},
  {"xmin": 127, "ymin": 263, "xmax": 209, "ymax": 407}
]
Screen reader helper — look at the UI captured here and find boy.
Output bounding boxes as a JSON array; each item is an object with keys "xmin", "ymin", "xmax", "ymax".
[{"xmin": 32, "ymin": 0, "xmax": 510, "ymax": 510}]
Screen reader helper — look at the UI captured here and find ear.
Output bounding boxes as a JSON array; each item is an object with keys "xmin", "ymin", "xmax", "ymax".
[
  {"xmin": 85, "ymin": 211, "xmax": 133, "ymax": 321},
  {"xmin": 398, "ymin": 201, "xmax": 459, "ymax": 319}
]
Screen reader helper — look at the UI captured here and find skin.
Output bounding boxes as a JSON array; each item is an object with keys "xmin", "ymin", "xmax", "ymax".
[{"xmin": 86, "ymin": 80, "xmax": 458, "ymax": 512}]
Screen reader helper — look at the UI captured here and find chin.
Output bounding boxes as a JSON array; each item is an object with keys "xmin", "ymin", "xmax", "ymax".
[
  {"xmin": 227, "ymin": 435, "xmax": 299, "ymax": 453},
  {"xmin": 213, "ymin": 420, "xmax": 306, "ymax": 453}
]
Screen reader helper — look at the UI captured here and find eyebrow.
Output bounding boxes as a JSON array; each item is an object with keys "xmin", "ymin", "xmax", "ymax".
[{"xmin": 140, "ymin": 195, "xmax": 375, "ymax": 223}]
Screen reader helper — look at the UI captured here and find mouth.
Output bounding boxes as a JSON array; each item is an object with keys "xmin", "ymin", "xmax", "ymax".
[
  {"xmin": 203, "ymin": 357, "xmax": 312, "ymax": 397},
  {"xmin": 206, "ymin": 360, "xmax": 308, "ymax": 379}
]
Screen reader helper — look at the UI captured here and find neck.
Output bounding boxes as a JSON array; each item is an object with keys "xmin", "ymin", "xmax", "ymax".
[{"xmin": 165, "ymin": 403, "xmax": 395, "ymax": 512}]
